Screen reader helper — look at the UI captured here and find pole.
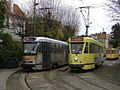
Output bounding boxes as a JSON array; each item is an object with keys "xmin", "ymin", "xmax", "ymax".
[
  {"xmin": 85, "ymin": 7, "xmax": 90, "ymax": 36},
  {"xmin": 33, "ymin": 0, "xmax": 36, "ymax": 36},
  {"xmin": 85, "ymin": 25, "xmax": 89, "ymax": 36},
  {"xmin": 78, "ymin": 6, "xmax": 91, "ymax": 36}
]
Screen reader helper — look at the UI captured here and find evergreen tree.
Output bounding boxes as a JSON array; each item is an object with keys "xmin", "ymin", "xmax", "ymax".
[
  {"xmin": 0, "ymin": 0, "xmax": 5, "ymax": 32},
  {"xmin": 110, "ymin": 23, "xmax": 120, "ymax": 48}
]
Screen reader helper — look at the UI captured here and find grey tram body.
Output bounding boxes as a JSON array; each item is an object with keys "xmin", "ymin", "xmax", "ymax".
[{"xmin": 22, "ymin": 37, "xmax": 68, "ymax": 70}]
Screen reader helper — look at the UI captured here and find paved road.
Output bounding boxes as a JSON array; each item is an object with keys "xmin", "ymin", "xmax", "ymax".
[
  {"xmin": 93, "ymin": 59, "xmax": 120, "ymax": 84},
  {"xmin": 0, "ymin": 68, "xmax": 21, "ymax": 90}
]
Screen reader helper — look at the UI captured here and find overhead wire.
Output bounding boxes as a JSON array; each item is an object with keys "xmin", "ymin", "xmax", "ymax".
[{"xmin": 79, "ymin": 0, "xmax": 106, "ymax": 31}]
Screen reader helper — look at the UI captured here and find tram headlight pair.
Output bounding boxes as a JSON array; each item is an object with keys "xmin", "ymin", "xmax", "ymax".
[{"xmin": 23, "ymin": 60, "xmax": 35, "ymax": 64}]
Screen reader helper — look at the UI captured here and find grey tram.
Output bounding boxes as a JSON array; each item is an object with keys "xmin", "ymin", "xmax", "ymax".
[{"xmin": 22, "ymin": 37, "xmax": 68, "ymax": 71}]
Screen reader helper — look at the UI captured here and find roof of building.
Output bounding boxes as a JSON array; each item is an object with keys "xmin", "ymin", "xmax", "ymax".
[
  {"xmin": 5, "ymin": 0, "xmax": 25, "ymax": 18},
  {"xmin": 91, "ymin": 32, "xmax": 107, "ymax": 39}
]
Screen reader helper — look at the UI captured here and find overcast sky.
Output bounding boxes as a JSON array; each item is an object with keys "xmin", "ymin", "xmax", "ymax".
[{"xmin": 14, "ymin": 0, "xmax": 116, "ymax": 35}]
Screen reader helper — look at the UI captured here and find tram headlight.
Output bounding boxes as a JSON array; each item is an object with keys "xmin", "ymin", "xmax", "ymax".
[{"xmin": 74, "ymin": 58, "xmax": 78, "ymax": 61}]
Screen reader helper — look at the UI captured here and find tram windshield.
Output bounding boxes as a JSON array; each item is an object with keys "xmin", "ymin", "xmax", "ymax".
[
  {"xmin": 71, "ymin": 42, "xmax": 84, "ymax": 54},
  {"xmin": 107, "ymin": 50, "xmax": 115, "ymax": 54},
  {"xmin": 24, "ymin": 43, "xmax": 39, "ymax": 54}
]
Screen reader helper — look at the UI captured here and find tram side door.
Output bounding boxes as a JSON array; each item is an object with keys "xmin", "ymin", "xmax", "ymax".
[{"xmin": 42, "ymin": 42, "xmax": 51, "ymax": 69}]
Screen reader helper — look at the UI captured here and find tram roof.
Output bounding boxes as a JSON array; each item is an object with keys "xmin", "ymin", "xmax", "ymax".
[
  {"xmin": 83, "ymin": 37, "xmax": 103, "ymax": 46},
  {"xmin": 23, "ymin": 37, "xmax": 68, "ymax": 45},
  {"xmin": 69, "ymin": 36, "xmax": 103, "ymax": 46}
]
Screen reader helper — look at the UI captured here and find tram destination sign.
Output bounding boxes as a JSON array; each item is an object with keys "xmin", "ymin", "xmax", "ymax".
[
  {"xmin": 23, "ymin": 37, "xmax": 36, "ymax": 42},
  {"xmin": 71, "ymin": 37, "xmax": 83, "ymax": 42}
]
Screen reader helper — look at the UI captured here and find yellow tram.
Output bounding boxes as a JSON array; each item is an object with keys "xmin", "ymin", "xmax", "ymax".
[
  {"xmin": 106, "ymin": 48, "xmax": 119, "ymax": 60},
  {"xmin": 68, "ymin": 36, "xmax": 104, "ymax": 70}
]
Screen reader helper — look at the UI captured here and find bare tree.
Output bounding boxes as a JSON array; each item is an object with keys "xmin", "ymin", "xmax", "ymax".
[
  {"xmin": 24, "ymin": 0, "xmax": 80, "ymax": 39},
  {"xmin": 107, "ymin": 0, "xmax": 120, "ymax": 21},
  {"xmin": 62, "ymin": 7, "xmax": 80, "ymax": 35}
]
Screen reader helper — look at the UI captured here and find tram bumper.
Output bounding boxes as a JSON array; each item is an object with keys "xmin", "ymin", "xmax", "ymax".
[
  {"xmin": 69, "ymin": 64, "xmax": 84, "ymax": 68},
  {"xmin": 22, "ymin": 64, "xmax": 35, "ymax": 70}
]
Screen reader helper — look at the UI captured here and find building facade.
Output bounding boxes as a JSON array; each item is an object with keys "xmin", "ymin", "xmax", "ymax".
[
  {"xmin": 4, "ymin": 0, "xmax": 26, "ymax": 40},
  {"xmin": 91, "ymin": 32, "xmax": 110, "ymax": 49}
]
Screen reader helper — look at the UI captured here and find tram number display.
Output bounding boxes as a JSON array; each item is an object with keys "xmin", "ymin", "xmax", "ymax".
[{"xmin": 71, "ymin": 37, "xmax": 83, "ymax": 42}]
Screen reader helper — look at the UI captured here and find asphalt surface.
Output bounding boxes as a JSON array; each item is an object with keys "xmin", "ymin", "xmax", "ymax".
[{"xmin": 0, "ymin": 68, "xmax": 21, "ymax": 90}]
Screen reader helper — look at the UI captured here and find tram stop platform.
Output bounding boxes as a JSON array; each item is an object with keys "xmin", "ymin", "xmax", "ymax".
[{"xmin": 0, "ymin": 68, "xmax": 21, "ymax": 90}]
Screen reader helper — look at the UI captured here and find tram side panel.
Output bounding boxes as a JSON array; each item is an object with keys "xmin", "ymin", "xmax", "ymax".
[
  {"xmin": 50, "ymin": 43, "xmax": 68, "ymax": 67},
  {"xmin": 42, "ymin": 42, "xmax": 51, "ymax": 69}
]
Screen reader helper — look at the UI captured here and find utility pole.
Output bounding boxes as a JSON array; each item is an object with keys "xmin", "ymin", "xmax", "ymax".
[
  {"xmin": 85, "ymin": 7, "xmax": 90, "ymax": 36},
  {"xmin": 78, "ymin": 6, "xmax": 91, "ymax": 36},
  {"xmin": 33, "ymin": 0, "xmax": 38, "ymax": 36}
]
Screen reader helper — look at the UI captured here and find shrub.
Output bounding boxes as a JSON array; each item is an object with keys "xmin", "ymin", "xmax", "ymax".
[{"xmin": 0, "ymin": 32, "xmax": 23, "ymax": 68}]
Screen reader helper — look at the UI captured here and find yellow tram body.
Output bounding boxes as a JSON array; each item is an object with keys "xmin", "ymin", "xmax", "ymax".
[
  {"xmin": 106, "ymin": 48, "xmax": 119, "ymax": 60},
  {"xmin": 69, "ymin": 36, "xmax": 104, "ymax": 70}
]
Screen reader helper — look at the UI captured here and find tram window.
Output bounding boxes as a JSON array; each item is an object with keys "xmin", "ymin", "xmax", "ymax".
[
  {"xmin": 98, "ymin": 45, "xmax": 100, "ymax": 53},
  {"xmin": 112, "ymin": 50, "xmax": 115, "ymax": 54},
  {"xmin": 89, "ymin": 43, "xmax": 94, "ymax": 53},
  {"xmin": 59, "ymin": 44, "xmax": 62, "ymax": 53},
  {"xmin": 96, "ymin": 45, "xmax": 99, "ymax": 53},
  {"xmin": 61, "ymin": 45, "xmax": 63, "ymax": 53},
  {"xmin": 100, "ymin": 47, "xmax": 102, "ymax": 53},
  {"xmin": 24, "ymin": 43, "xmax": 38, "ymax": 54},
  {"xmin": 71, "ymin": 42, "xmax": 84, "ymax": 54},
  {"xmin": 98, "ymin": 46, "xmax": 100, "ymax": 53},
  {"xmin": 84, "ymin": 42, "xmax": 88, "ymax": 53},
  {"xmin": 39, "ymin": 43, "xmax": 42, "ymax": 52},
  {"xmin": 56, "ymin": 44, "xmax": 58, "ymax": 53},
  {"xmin": 93, "ymin": 44, "xmax": 96, "ymax": 53},
  {"xmin": 107, "ymin": 50, "xmax": 112, "ymax": 54},
  {"xmin": 52, "ymin": 43, "xmax": 55, "ymax": 53}
]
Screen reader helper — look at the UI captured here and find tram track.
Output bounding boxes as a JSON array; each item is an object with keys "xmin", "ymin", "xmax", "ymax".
[
  {"xmin": 6, "ymin": 66, "xmax": 72, "ymax": 90},
  {"xmin": 44, "ymin": 68, "xmax": 77, "ymax": 90},
  {"xmin": 93, "ymin": 61, "xmax": 120, "ymax": 86},
  {"xmin": 6, "ymin": 70, "xmax": 32, "ymax": 90},
  {"xmin": 95, "ymin": 73, "xmax": 120, "ymax": 87},
  {"xmin": 74, "ymin": 73, "xmax": 109, "ymax": 90},
  {"xmin": 22, "ymin": 72, "xmax": 32, "ymax": 90},
  {"xmin": 6, "ymin": 66, "xmax": 120, "ymax": 90}
]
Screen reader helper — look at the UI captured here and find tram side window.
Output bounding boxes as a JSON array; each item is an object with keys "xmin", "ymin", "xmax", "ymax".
[
  {"xmin": 98, "ymin": 46, "xmax": 100, "ymax": 53},
  {"xmin": 60, "ymin": 45, "xmax": 63, "ymax": 53},
  {"xmin": 93, "ymin": 44, "xmax": 96, "ymax": 53},
  {"xmin": 51, "ymin": 43, "xmax": 55, "ymax": 53},
  {"xmin": 97, "ymin": 45, "xmax": 101, "ymax": 53},
  {"xmin": 96, "ymin": 45, "xmax": 99, "ymax": 53},
  {"xmin": 89, "ymin": 43, "xmax": 94, "ymax": 53},
  {"xmin": 100, "ymin": 46, "xmax": 103, "ymax": 53},
  {"xmin": 84, "ymin": 42, "xmax": 88, "ymax": 53},
  {"xmin": 112, "ymin": 50, "xmax": 115, "ymax": 54},
  {"xmin": 38, "ymin": 43, "xmax": 42, "ymax": 52},
  {"xmin": 100, "ymin": 47, "xmax": 103, "ymax": 53},
  {"xmin": 95, "ymin": 45, "xmax": 97, "ymax": 53},
  {"xmin": 59, "ymin": 44, "xmax": 62, "ymax": 53},
  {"xmin": 56, "ymin": 44, "xmax": 59, "ymax": 53}
]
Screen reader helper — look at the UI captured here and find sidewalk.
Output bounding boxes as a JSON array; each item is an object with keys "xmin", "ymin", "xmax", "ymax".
[{"xmin": 0, "ymin": 68, "xmax": 21, "ymax": 90}]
